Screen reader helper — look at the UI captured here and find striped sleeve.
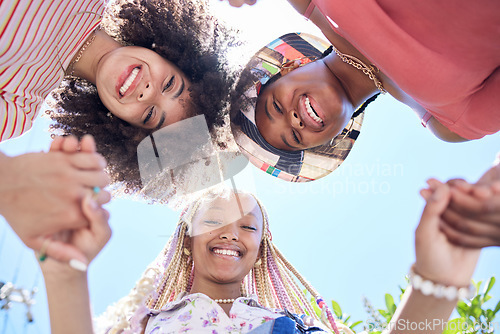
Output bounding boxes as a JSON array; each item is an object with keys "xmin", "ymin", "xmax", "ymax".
[{"xmin": 0, "ymin": 0, "xmax": 104, "ymax": 141}]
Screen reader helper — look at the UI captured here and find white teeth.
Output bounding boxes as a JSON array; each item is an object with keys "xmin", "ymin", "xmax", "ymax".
[
  {"xmin": 305, "ymin": 97, "xmax": 323, "ymax": 123},
  {"xmin": 119, "ymin": 67, "xmax": 139, "ymax": 95},
  {"xmin": 214, "ymin": 249, "xmax": 239, "ymax": 257}
]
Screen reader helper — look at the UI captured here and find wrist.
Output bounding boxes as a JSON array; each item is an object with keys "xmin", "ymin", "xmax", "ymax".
[
  {"xmin": 41, "ymin": 259, "xmax": 88, "ymax": 282},
  {"xmin": 409, "ymin": 264, "xmax": 475, "ymax": 301}
]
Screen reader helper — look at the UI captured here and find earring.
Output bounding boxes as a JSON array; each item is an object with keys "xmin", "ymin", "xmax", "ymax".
[
  {"xmin": 183, "ymin": 248, "xmax": 191, "ymax": 256},
  {"xmin": 106, "ymin": 112, "xmax": 113, "ymax": 119},
  {"xmin": 254, "ymin": 258, "xmax": 262, "ymax": 267}
]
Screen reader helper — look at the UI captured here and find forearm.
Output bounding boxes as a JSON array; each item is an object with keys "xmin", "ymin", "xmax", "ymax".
[
  {"xmin": 386, "ymin": 287, "xmax": 456, "ymax": 334},
  {"xmin": 43, "ymin": 268, "xmax": 94, "ymax": 334}
]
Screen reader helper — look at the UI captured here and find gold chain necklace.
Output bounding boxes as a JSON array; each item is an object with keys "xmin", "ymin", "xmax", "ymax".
[
  {"xmin": 66, "ymin": 27, "xmax": 100, "ymax": 77},
  {"xmin": 332, "ymin": 46, "xmax": 386, "ymax": 94}
]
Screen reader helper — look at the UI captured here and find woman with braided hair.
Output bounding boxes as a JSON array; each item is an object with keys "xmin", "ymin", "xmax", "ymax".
[
  {"xmin": 38, "ymin": 183, "xmax": 485, "ymax": 334},
  {"xmin": 97, "ymin": 189, "xmax": 344, "ymax": 333}
]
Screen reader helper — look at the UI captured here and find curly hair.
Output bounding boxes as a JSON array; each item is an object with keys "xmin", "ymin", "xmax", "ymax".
[{"xmin": 49, "ymin": 0, "xmax": 239, "ymax": 194}]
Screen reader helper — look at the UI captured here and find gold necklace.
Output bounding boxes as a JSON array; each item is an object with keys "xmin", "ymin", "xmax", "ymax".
[
  {"xmin": 66, "ymin": 27, "xmax": 100, "ymax": 77},
  {"xmin": 332, "ymin": 46, "xmax": 386, "ymax": 94}
]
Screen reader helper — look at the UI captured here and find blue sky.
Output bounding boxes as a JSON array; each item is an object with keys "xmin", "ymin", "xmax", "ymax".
[{"xmin": 1, "ymin": 1, "xmax": 499, "ymax": 333}]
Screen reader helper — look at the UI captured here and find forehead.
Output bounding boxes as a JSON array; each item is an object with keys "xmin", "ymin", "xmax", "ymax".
[{"xmin": 193, "ymin": 193, "xmax": 263, "ymax": 227}]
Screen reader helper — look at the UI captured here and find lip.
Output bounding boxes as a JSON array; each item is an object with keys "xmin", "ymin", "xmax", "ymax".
[
  {"xmin": 116, "ymin": 64, "xmax": 142, "ymax": 99},
  {"xmin": 298, "ymin": 95, "xmax": 324, "ymax": 131}
]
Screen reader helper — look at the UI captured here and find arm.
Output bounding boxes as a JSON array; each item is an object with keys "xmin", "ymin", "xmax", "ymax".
[
  {"xmin": 0, "ymin": 135, "xmax": 111, "ymax": 263},
  {"xmin": 40, "ymin": 194, "xmax": 111, "ymax": 334},
  {"xmin": 387, "ymin": 183, "xmax": 480, "ymax": 333}
]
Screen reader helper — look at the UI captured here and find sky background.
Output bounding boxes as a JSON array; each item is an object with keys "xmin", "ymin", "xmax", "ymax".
[{"xmin": 1, "ymin": 1, "xmax": 499, "ymax": 333}]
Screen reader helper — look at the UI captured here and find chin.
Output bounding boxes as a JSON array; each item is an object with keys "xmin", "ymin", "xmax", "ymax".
[{"xmin": 212, "ymin": 272, "xmax": 244, "ymax": 284}]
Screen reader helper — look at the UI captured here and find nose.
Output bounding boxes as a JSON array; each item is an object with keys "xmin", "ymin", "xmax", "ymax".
[
  {"xmin": 137, "ymin": 82, "xmax": 154, "ymax": 102},
  {"xmin": 289, "ymin": 110, "xmax": 304, "ymax": 129},
  {"xmin": 219, "ymin": 224, "xmax": 238, "ymax": 241}
]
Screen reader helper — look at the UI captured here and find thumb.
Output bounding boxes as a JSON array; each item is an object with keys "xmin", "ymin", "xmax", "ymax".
[
  {"xmin": 417, "ymin": 183, "xmax": 450, "ymax": 232},
  {"xmin": 82, "ymin": 194, "xmax": 112, "ymax": 245}
]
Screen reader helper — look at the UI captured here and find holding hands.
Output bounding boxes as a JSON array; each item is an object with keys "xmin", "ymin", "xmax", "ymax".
[
  {"xmin": 39, "ymin": 135, "xmax": 112, "ymax": 272},
  {"xmin": 0, "ymin": 135, "xmax": 111, "ymax": 269},
  {"xmin": 422, "ymin": 157, "xmax": 500, "ymax": 248}
]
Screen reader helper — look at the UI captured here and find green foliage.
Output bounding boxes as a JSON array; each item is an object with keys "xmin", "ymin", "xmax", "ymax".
[{"xmin": 310, "ymin": 276, "xmax": 498, "ymax": 333}]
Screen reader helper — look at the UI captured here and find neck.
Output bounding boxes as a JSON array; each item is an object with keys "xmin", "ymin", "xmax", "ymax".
[
  {"xmin": 71, "ymin": 29, "xmax": 121, "ymax": 84},
  {"xmin": 190, "ymin": 278, "xmax": 242, "ymax": 316},
  {"xmin": 189, "ymin": 279, "xmax": 242, "ymax": 301},
  {"xmin": 322, "ymin": 53, "xmax": 378, "ymax": 114}
]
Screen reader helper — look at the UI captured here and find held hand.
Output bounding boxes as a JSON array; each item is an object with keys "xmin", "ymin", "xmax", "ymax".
[
  {"xmin": 39, "ymin": 194, "xmax": 111, "ymax": 274},
  {"xmin": 415, "ymin": 183, "xmax": 480, "ymax": 287},
  {"xmin": 440, "ymin": 185, "xmax": 500, "ymax": 247},
  {"xmin": 424, "ymin": 161, "xmax": 500, "ymax": 248},
  {"xmin": 0, "ymin": 135, "xmax": 110, "ymax": 259}
]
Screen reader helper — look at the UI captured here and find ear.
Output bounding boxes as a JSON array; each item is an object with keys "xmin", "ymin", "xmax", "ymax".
[{"xmin": 183, "ymin": 235, "xmax": 191, "ymax": 251}]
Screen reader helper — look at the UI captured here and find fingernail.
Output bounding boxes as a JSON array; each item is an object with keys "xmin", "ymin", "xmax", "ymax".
[{"xmin": 69, "ymin": 259, "xmax": 88, "ymax": 272}]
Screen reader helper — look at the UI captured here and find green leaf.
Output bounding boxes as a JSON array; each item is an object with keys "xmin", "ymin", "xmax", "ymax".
[
  {"xmin": 385, "ymin": 294, "xmax": 396, "ymax": 315},
  {"xmin": 350, "ymin": 320, "xmax": 363, "ymax": 329},
  {"xmin": 483, "ymin": 277, "xmax": 495, "ymax": 297},
  {"xmin": 456, "ymin": 300, "xmax": 468, "ymax": 318},
  {"xmin": 493, "ymin": 300, "xmax": 500, "ymax": 315},
  {"xmin": 331, "ymin": 299, "xmax": 343, "ymax": 319},
  {"xmin": 486, "ymin": 309, "xmax": 494, "ymax": 321}
]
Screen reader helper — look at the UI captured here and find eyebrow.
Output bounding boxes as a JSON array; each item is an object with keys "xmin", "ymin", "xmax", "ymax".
[
  {"xmin": 207, "ymin": 206, "xmax": 260, "ymax": 221},
  {"xmin": 264, "ymin": 98, "xmax": 275, "ymax": 122},
  {"xmin": 281, "ymin": 134, "xmax": 299, "ymax": 150},
  {"xmin": 246, "ymin": 211, "xmax": 260, "ymax": 221},
  {"xmin": 173, "ymin": 77, "xmax": 185, "ymax": 99}
]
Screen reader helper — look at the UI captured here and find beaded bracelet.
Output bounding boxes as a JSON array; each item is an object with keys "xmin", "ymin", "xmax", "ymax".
[{"xmin": 409, "ymin": 266, "xmax": 476, "ymax": 301}]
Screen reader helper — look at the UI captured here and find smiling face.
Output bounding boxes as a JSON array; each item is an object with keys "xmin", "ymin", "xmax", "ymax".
[
  {"xmin": 255, "ymin": 60, "xmax": 354, "ymax": 151},
  {"xmin": 96, "ymin": 46, "xmax": 192, "ymax": 130},
  {"xmin": 187, "ymin": 193, "xmax": 263, "ymax": 285}
]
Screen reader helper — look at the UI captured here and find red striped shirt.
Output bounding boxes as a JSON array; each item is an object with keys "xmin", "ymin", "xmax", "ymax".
[{"xmin": 0, "ymin": 0, "xmax": 104, "ymax": 141}]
